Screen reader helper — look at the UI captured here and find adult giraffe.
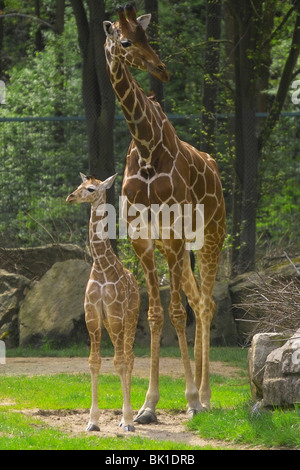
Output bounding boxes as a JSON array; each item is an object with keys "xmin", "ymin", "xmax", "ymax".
[{"xmin": 103, "ymin": 4, "xmax": 226, "ymax": 423}]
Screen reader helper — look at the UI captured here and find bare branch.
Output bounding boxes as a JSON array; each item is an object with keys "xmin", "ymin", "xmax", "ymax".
[
  {"xmin": 0, "ymin": 12, "xmax": 54, "ymax": 30},
  {"xmin": 283, "ymin": 251, "xmax": 300, "ymax": 276}
]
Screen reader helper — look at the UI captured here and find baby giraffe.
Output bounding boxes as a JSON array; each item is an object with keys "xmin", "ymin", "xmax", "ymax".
[{"xmin": 66, "ymin": 173, "xmax": 140, "ymax": 432}]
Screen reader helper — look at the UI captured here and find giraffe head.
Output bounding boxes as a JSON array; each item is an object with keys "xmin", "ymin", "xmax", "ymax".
[
  {"xmin": 66, "ymin": 173, "xmax": 117, "ymax": 206},
  {"xmin": 103, "ymin": 3, "xmax": 169, "ymax": 82}
]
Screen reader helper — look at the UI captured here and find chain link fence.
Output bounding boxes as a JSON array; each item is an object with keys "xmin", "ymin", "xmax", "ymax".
[{"xmin": 0, "ymin": 114, "xmax": 299, "ymax": 254}]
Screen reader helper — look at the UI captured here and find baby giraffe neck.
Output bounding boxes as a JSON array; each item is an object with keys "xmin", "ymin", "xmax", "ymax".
[{"xmin": 89, "ymin": 201, "xmax": 117, "ymax": 269}]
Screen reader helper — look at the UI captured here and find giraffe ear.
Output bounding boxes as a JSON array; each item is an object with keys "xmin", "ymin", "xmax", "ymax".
[
  {"xmin": 103, "ymin": 21, "xmax": 114, "ymax": 37},
  {"xmin": 137, "ymin": 14, "xmax": 151, "ymax": 31},
  {"xmin": 102, "ymin": 173, "xmax": 118, "ymax": 190},
  {"xmin": 80, "ymin": 172, "xmax": 87, "ymax": 182}
]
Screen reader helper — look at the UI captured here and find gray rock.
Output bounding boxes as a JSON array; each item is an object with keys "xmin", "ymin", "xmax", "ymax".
[
  {"xmin": 19, "ymin": 259, "xmax": 91, "ymax": 347},
  {"xmin": 0, "ymin": 269, "xmax": 31, "ymax": 347},
  {"xmin": 262, "ymin": 330, "xmax": 300, "ymax": 407},
  {"xmin": 248, "ymin": 333, "xmax": 289, "ymax": 401},
  {"xmin": 0, "ymin": 244, "xmax": 91, "ymax": 279},
  {"xmin": 211, "ymin": 281, "xmax": 237, "ymax": 346},
  {"xmin": 248, "ymin": 330, "xmax": 300, "ymax": 408}
]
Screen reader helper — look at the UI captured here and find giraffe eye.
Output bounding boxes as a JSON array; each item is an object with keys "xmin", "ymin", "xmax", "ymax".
[
  {"xmin": 87, "ymin": 187, "xmax": 95, "ymax": 193},
  {"xmin": 121, "ymin": 40, "xmax": 132, "ymax": 48}
]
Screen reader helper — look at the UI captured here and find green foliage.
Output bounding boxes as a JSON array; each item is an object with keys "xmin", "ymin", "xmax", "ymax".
[
  {"xmin": 1, "ymin": 13, "xmax": 82, "ymax": 117},
  {"xmin": 257, "ymin": 117, "xmax": 300, "ymax": 247},
  {"xmin": 0, "ymin": 0, "xmax": 299, "ymax": 263}
]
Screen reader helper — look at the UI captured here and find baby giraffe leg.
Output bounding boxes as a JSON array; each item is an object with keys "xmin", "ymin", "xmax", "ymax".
[
  {"xmin": 113, "ymin": 328, "xmax": 135, "ymax": 432},
  {"xmin": 85, "ymin": 303, "xmax": 101, "ymax": 432},
  {"xmin": 123, "ymin": 295, "xmax": 139, "ymax": 426}
]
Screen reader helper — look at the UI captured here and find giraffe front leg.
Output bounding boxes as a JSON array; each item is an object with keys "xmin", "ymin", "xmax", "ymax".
[
  {"xmin": 86, "ymin": 356, "xmax": 101, "ymax": 431},
  {"xmin": 131, "ymin": 238, "xmax": 162, "ymax": 425},
  {"xmin": 134, "ymin": 304, "xmax": 164, "ymax": 424}
]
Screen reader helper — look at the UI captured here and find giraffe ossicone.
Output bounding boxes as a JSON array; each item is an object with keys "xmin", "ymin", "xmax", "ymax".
[
  {"xmin": 66, "ymin": 174, "xmax": 140, "ymax": 432},
  {"xmin": 103, "ymin": 4, "xmax": 226, "ymax": 423}
]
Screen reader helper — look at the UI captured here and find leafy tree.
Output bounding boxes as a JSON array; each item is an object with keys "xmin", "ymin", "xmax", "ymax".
[
  {"xmin": 228, "ymin": 0, "xmax": 300, "ymax": 275},
  {"xmin": 70, "ymin": 0, "xmax": 116, "ymax": 199},
  {"xmin": 201, "ymin": 0, "xmax": 222, "ymax": 156},
  {"xmin": 0, "ymin": 0, "xmax": 299, "ymax": 277}
]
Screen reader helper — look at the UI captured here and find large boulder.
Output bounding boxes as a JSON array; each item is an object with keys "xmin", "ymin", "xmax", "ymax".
[
  {"xmin": 210, "ymin": 281, "xmax": 237, "ymax": 346},
  {"xmin": 248, "ymin": 330, "xmax": 300, "ymax": 408},
  {"xmin": 248, "ymin": 333, "xmax": 289, "ymax": 401},
  {"xmin": 262, "ymin": 330, "xmax": 300, "ymax": 407},
  {"xmin": 0, "ymin": 270, "xmax": 31, "ymax": 347},
  {"xmin": 19, "ymin": 259, "xmax": 91, "ymax": 347},
  {"xmin": 0, "ymin": 244, "xmax": 91, "ymax": 280}
]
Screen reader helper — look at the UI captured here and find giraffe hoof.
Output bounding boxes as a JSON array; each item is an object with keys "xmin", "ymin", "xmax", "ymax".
[
  {"xmin": 86, "ymin": 423, "xmax": 100, "ymax": 432},
  {"xmin": 119, "ymin": 421, "xmax": 135, "ymax": 432},
  {"xmin": 186, "ymin": 408, "xmax": 202, "ymax": 420},
  {"xmin": 123, "ymin": 424, "xmax": 135, "ymax": 432},
  {"xmin": 134, "ymin": 410, "xmax": 157, "ymax": 424}
]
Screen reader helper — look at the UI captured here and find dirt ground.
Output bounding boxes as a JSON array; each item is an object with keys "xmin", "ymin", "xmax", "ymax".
[
  {"xmin": 1, "ymin": 357, "xmax": 251, "ymax": 450},
  {"xmin": 1, "ymin": 356, "xmax": 239, "ymax": 378}
]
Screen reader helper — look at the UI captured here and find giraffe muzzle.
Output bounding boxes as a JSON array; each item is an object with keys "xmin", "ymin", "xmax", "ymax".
[
  {"xmin": 150, "ymin": 64, "xmax": 170, "ymax": 82},
  {"xmin": 66, "ymin": 193, "xmax": 76, "ymax": 203}
]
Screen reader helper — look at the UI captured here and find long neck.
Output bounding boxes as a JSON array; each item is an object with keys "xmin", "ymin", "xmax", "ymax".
[
  {"xmin": 89, "ymin": 200, "xmax": 117, "ymax": 271},
  {"xmin": 105, "ymin": 45, "xmax": 166, "ymax": 163}
]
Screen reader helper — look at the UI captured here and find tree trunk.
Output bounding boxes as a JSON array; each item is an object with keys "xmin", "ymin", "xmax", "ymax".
[
  {"xmin": 258, "ymin": 2, "xmax": 300, "ymax": 153},
  {"xmin": 201, "ymin": 0, "xmax": 222, "ymax": 157},
  {"xmin": 70, "ymin": 0, "xmax": 116, "ymax": 252},
  {"xmin": 230, "ymin": 0, "xmax": 260, "ymax": 276},
  {"xmin": 70, "ymin": 0, "xmax": 115, "ymax": 206},
  {"xmin": 230, "ymin": 0, "xmax": 300, "ymax": 276},
  {"xmin": 34, "ymin": 0, "xmax": 45, "ymax": 52},
  {"xmin": 0, "ymin": 0, "xmax": 4, "ymax": 81},
  {"xmin": 144, "ymin": 0, "xmax": 165, "ymax": 108},
  {"xmin": 54, "ymin": 0, "xmax": 65, "ymax": 143}
]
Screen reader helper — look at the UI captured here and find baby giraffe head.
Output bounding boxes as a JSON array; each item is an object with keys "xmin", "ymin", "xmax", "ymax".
[{"xmin": 66, "ymin": 173, "xmax": 117, "ymax": 206}]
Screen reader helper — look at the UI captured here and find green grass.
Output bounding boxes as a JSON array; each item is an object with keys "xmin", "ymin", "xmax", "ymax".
[
  {"xmin": 0, "ymin": 373, "xmax": 249, "ymax": 411},
  {"xmin": 1, "ymin": 346, "xmax": 299, "ymax": 450},
  {"xmin": 187, "ymin": 404, "xmax": 300, "ymax": 449}
]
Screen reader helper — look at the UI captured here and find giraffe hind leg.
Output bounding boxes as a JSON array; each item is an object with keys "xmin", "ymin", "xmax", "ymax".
[
  {"xmin": 108, "ymin": 310, "xmax": 135, "ymax": 432},
  {"xmin": 195, "ymin": 238, "xmax": 223, "ymax": 409},
  {"xmin": 85, "ymin": 303, "xmax": 101, "ymax": 432},
  {"xmin": 181, "ymin": 250, "xmax": 204, "ymax": 416}
]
